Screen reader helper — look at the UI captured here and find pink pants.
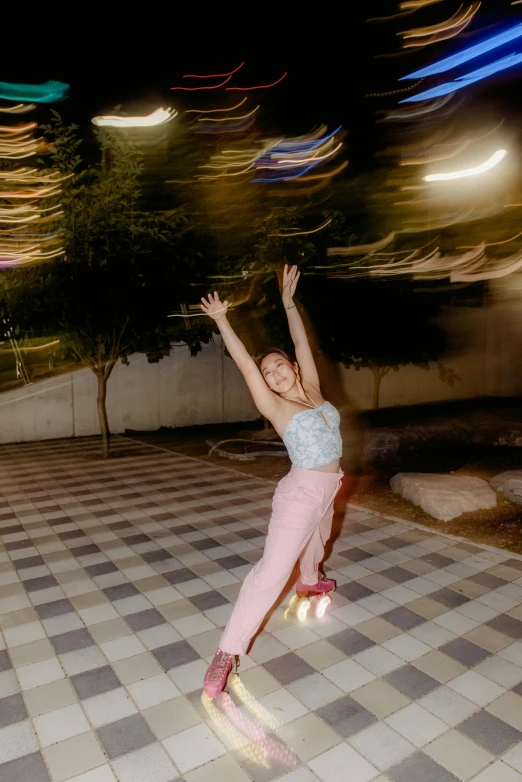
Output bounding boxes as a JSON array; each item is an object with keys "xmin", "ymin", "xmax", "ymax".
[{"xmin": 219, "ymin": 465, "xmax": 343, "ymax": 655}]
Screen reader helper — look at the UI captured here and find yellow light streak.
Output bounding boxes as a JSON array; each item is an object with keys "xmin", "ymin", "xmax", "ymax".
[
  {"xmin": 0, "ymin": 104, "xmax": 36, "ymax": 114},
  {"xmin": 268, "ymin": 217, "xmax": 332, "ymax": 237},
  {"xmin": 197, "ymin": 105, "xmax": 259, "ymax": 122},
  {"xmin": 400, "ymin": 2, "xmax": 480, "ymax": 47},
  {"xmin": 424, "ymin": 149, "xmax": 507, "ymax": 181},
  {"xmin": 328, "ymin": 232, "xmax": 396, "ymax": 257},
  {"xmin": 0, "ymin": 339, "xmax": 60, "ymax": 354},
  {"xmin": 186, "ymin": 98, "xmax": 247, "ymax": 113},
  {"xmin": 91, "ymin": 108, "xmax": 177, "ymax": 127},
  {"xmin": 292, "ymin": 160, "xmax": 349, "ymax": 182}
]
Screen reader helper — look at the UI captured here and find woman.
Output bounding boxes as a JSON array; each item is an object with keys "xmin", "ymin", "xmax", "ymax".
[{"xmin": 201, "ymin": 264, "xmax": 343, "ymax": 698}]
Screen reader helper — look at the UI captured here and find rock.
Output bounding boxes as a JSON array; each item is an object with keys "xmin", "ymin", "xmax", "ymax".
[
  {"xmin": 490, "ymin": 470, "xmax": 522, "ymax": 506},
  {"xmin": 364, "ymin": 424, "xmax": 470, "ymax": 472},
  {"xmin": 466, "ymin": 413, "xmax": 522, "ymax": 447},
  {"xmin": 390, "ymin": 473, "xmax": 497, "ymax": 521}
]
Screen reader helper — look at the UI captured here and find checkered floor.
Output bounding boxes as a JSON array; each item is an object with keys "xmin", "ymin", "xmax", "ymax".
[{"xmin": 0, "ymin": 438, "xmax": 522, "ymax": 782}]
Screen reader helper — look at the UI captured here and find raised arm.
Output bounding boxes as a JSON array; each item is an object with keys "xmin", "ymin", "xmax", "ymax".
[
  {"xmin": 281, "ymin": 264, "xmax": 321, "ymax": 391},
  {"xmin": 201, "ymin": 292, "xmax": 279, "ymax": 419}
]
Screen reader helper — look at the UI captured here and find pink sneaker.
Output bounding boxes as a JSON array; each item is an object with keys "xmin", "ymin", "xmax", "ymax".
[
  {"xmin": 203, "ymin": 649, "xmax": 234, "ymax": 698},
  {"xmin": 296, "ymin": 574, "xmax": 336, "ymax": 597}
]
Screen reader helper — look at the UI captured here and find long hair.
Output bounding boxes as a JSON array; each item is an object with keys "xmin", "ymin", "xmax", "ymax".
[{"xmin": 254, "ymin": 347, "xmax": 296, "ymax": 369}]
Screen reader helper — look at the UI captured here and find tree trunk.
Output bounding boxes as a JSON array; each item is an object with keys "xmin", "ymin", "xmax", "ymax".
[{"xmin": 96, "ymin": 371, "xmax": 111, "ymax": 458}]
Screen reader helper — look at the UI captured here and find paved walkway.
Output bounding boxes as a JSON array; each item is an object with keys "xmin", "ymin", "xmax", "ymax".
[{"xmin": 1, "ymin": 437, "xmax": 522, "ymax": 782}]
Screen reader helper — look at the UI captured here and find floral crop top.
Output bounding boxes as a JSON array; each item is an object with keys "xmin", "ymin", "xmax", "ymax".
[{"xmin": 282, "ymin": 401, "xmax": 342, "ymax": 469}]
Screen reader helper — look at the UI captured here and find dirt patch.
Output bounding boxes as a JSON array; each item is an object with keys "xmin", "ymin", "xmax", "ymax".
[{"xmin": 126, "ymin": 419, "xmax": 522, "ymax": 554}]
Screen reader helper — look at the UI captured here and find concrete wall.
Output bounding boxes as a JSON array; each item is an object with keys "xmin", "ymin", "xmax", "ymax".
[
  {"xmin": 1, "ymin": 303, "xmax": 522, "ymax": 444},
  {"xmin": 0, "ymin": 339, "xmax": 259, "ymax": 444}
]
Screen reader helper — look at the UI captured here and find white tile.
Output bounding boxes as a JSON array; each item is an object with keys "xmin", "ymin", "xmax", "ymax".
[
  {"xmin": 4, "ymin": 621, "xmax": 45, "ymax": 648},
  {"xmin": 409, "ymin": 622, "xmax": 457, "ymax": 648},
  {"xmin": 433, "ymin": 610, "xmax": 480, "ymax": 635},
  {"xmin": 385, "ymin": 703, "xmax": 448, "ymax": 748},
  {"xmin": 100, "ymin": 635, "xmax": 146, "ymax": 662},
  {"xmin": 424, "ymin": 570, "xmax": 461, "ymax": 587},
  {"xmin": 163, "ymin": 723, "xmax": 226, "ymax": 773},
  {"xmin": 274, "ymin": 769, "xmax": 321, "ymax": 782},
  {"xmin": 203, "ymin": 571, "xmax": 239, "ymax": 588},
  {"xmin": 168, "ymin": 659, "xmax": 208, "ymax": 694},
  {"xmin": 348, "ymin": 722, "xmax": 415, "ymax": 771},
  {"xmin": 356, "ymin": 595, "xmax": 398, "ymax": 616},
  {"xmin": 322, "ymin": 659, "xmax": 376, "ymax": 693},
  {"xmin": 66, "ymin": 765, "xmax": 117, "ymax": 782},
  {"xmin": 353, "ymin": 646, "xmax": 403, "ymax": 676},
  {"xmin": 18, "ymin": 657, "xmax": 65, "ymax": 690},
  {"xmin": 172, "ymin": 614, "xmax": 216, "ymax": 638},
  {"xmin": 248, "ymin": 634, "xmax": 290, "ymax": 663},
  {"xmin": 204, "ymin": 604, "xmax": 234, "ymax": 627},
  {"xmin": 0, "ymin": 670, "xmax": 19, "ymax": 697},
  {"xmin": 309, "ymin": 742, "xmax": 379, "ymax": 782},
  {"xmin": 381, "ymin": 633, "xmax": 432, "ymax": 662},
  {"xmin": 114, "ymin": 595, "xmax": 153, "ymax": 616},
  {"xmin": 82, "ymin": 687, "xmax": 138, "ymax": 727},
  {"xmin": 447, "ymin": 671, "xmax": 506, "ymax": 706},
  {"xmin": 330, "ymin": 604, "xmax": 374, "ymax": 627},
  {"xmin": 500, "ymin": 642, "xmax": 522, "ymax": 667},
  {"xmin": 406, "ymin": 577, "xmax": 440, "ymax": 596},
  {"xmin": 455, "ymin": 600, "xmax": 500, "ymax": 623},
  {"xmin": 380, "ymin": 586, "xmax": 418, "ymax": 606},
  {"xmin": 287, "ymin": 673, "xmax": 344, "ymax": 710},
  {"xmin": 258, "ymin": 688, "xmax": 309, "ymax": 726},
  {"xmin": 477, "ymin": 592, "xmax": 519, "ymax": 612},
  {"xmin": 60, "ymin": 646, "xmax": 108, "ymax": 676},
  {"xmin": 472, "ymin": 761, "xmax": 522, "ymax": 781},
  {"xmin": 78, "ymin": 603, "xmax": 120, "ymax": 625},
  {"xmin": 147, "ymin": 586, "xmax": 183, "ymax": 606},
  {"xmin": 136, "ymin": 623, "xmax": 182, "ymax": 650},
  {"xmin": 0, "ymin": 720, "xmax": 39, "ymax": 764},
  {"xmin": 42, "ymin": 613, "xmax": 85, "ymax": 636},
  {"xmin": 418, "ymin": 685, "xmax": 478, "ymax": 726},
  {"xmin": 112, "ymin": 742, "xmax": 178, "ymax": 782},
  {"xmin": 127, "ymin": 673, "xmax": 180, "ymax": 709},
  {"xmin": 504, "ymin": 741, "xmax": 522, "ymax": 773},
  {"xmin": 273, "ymin": 625, "xmax": 321, "ymax": 651},
  {"xmin": 474, "ymin": 657, "xmax": 522, "ymax": 688},
  {"xmin": 176, "ymin": 579, "xmax": 213, "ymax": 597},
  {"xmin": 33, "ymin": 703, "xmax": 90, "ymax": 747}
]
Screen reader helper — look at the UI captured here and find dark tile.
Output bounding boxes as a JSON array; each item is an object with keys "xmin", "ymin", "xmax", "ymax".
[
  {"xmin": 336, "ymin": 583, "xmax": 374, "ymax": 601},
  {"xmin": 457, "ymin": 710, "xmax": 522, "ymax": 754},
  {"xmin": 381, "ymin": 537, "xmax": 410, "ymax": 551},
  {"xmin": 486, "ymin": 615, "xmax": 522, "ymax": 639},
  {"xmin": 22, "ymin": 575, "xmax": 58, "ymax": 593},
  {"xmin": 85, "ymin": 562, "xmax": 119, "ymax": 577},
  {"xmin": 237, "ymin": 528, "xmax": 265, "ymax": 541},
  {"xmin": 430, "ymin": 588, "xmax": 470, "ymax": 609},
  {"xmin": 123, "ymin": 534, "xmax": 150, "ymax": 546},
  {"xmin": 190, "ymin": 591, "xmax": 229, "ymax": 611},
  {"xmin": 468, "ymin": 572, "xmax": 508, "ymax": 589},
  {"xmin": 142, "ymin": 550, "xmax": 173, "ymax": 564},
  {"xmin": 51, "ymin": 628, "xmax": 94, "ymax": 654},
  {"xmin": 126, "ymin": 609, "xmax": 166, "ymax": 632},
  {"xmin": 380, "ymin": 567, "xmax": 415, "ymax": 585},
  {"xmin": 103, "ymin": 583, "xmax": 139, "ymax": 600},
  {"xmin": 35, "ymin": 598, "xmax": 75, "ymax": 619},
  {"xmin": 164, "ymin": 568, "xmax": 199, "ymax": 585},
  {"xmin": 329, "ymin": 629, "xmax": 376, "ymax": 656},
  {"xmin": 108, "ymin": 521, "xmax": 133, "ymax": 531},
  {"xmin": 58, "ymin": 530, "xmax": 85, "ymax": 541},
  {"xmin": 440, "ymin": 639, "xmax": 491, "ymax": 666},
  {"xmin": 215, "ymin": 555, "xmax": 250, "ymax": 569},
  {"xmin": 456, "ymin": 543, "xmax": 482, "ymax": 554},
  {"xmin": 152, "ymin": 640, "xmax": 200, "ymax": 670},
  {"xmin": 5, "ymin": 539, "xmax": 34, "ymax": 551},
  {"xmin": 191, "ymin": 538, "xmax": 222, "ymax": 552},
  {"xmin": 382, "ymin": 607, "xmax": 425, "ymax": 631},
  {"xmin": 168, "ymin": 524, "xmax": 196, "ymax": 535},
  {"xmin": 96, "ymin": 714, "xmax": 156, "ymax": 759},
  {"xmin": 338, "ymin": 548, "xmax": 372, "ymax": 563},
  {"xmin": 0, "ymin": 524, "xmax": 23, "ymax": 536},
  {"xmin": 0, "ymin": 650, "xmax": 12, "ymax": 673},
  {"xmin": 0, "ymin": 693, "xmax": 27, "ymax": 728},
  {"xmin": 513, "ymin": 681, "xmax": 522, "ymax": 697},
  {"xmin": 0, "ymin": 751, "xmax": 51, "ymax": 782},
  {"xmin": 384, "ymin": 665, "xmax": 439, "ymax": 699},
  {"xmin": 420, "ymin": 553, "xmax": 455, "ymax": 569},
  {"xmin": 263, "ymin": 653, "xmax": 315, "ymax": 685},
  {"xmin": 388, "ymin": 752, "xmax": 459, "ymax": 782},
  {"xmin": 72, "ymin": 544, "xmax": 100, "ymax": 557},
  {"xmin": 504, "ymin": 558, "xmax": 522, "ymax": 572},
  {"xmin": 13, "ymin": 555, "xmax": 45, "ymax": 570},
  {"xmin": 317, "ymin": 695, "xmax": 377, "ymax": 737},
  {"xmin": 71, "ymin": 666, "xmax": 121, "ymax": 699}
]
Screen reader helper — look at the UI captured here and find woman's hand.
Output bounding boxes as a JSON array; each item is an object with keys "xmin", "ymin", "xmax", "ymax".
[
  {"xmin": 200, "ymin": 291, "xmax": 229, "ymax": 322},
  {"xmin": 282, "ymin": 263, "xmax": 300, "ymax": 309}
]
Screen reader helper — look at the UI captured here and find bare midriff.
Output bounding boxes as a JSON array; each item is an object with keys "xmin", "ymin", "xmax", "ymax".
[{"xmin": 307, "ymin": 457, "xmax": 341, "ymax": 473}]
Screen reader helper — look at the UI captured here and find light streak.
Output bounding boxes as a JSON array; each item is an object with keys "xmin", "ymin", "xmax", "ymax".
[
  {"xmin": 227, "ymin": 73, "xmax": 287, "ymax": 91},
  {"xmin": 328, "ymin": 232, "xmax": 396, "ymax": 257},
  {"xmin": 401, "ymin": 21, "xmax": 522, "ymax": 79},
  {"xmin": 185, "ymin": 98, "xmax": 247, "ymax": 113},
  {"xmin": 184, "ymin": 62, "xmax": 244, "ymax": 79},
  {"xmin": 0, "ymin": 122, "xmax": 37, "ymax": 136},
  {"xmin": 91, "ymin": 108, "xmax": 177, "ymax": 127},
  {"xmin": 451, "ymin": 251, "xmax": 522, "ymax": 281},
  {"xmin": 290, "ymin": 160, "xmax": 349, "ymax": 182},
  {"xmin": 401, "ymin": 0, "xmax": 445, "ymax": 7},
  {"xmin": 0, "ymin": 80, "xmax": 69, "ymax": 103},
  {"xmin": 0, "ymin": 339, "xmax": 60, "ymax": 354},
  {"xmin": 0, "ymin": 104, "xmax": 35, "ymax": 114},
  {"xmin": 171, "ymin": 75, "xmax": 232, "ymax": 91},
  {"xmin": 400, "ymin": 2, "xmax": 480, "ymax": 48},
  {"xmin": 0, "ymin": 381, "xmax": 70, "ymax": 406},
  {"xmin": 268, "ymin": 217, "xmax": 332, "ymax": 237},
  {"xmin": 400, "ymin": 53, "xmax": 522, "ymax": 102},
  {"xmin": 424, "ymin": 149, "xmax": 507, "ymax": 181},
  {"xmin": 458, "ymin": 230, "xmax": 522, "ymax": 248},
  {"xmin": 197, "ymin": 105, "xmax": 259, "ymax": 122}
]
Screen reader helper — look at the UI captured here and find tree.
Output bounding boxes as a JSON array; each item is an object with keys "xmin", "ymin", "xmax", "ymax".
[{"xmin": 2, "ymin": 114, "xmax": 211, "ymax": 456}]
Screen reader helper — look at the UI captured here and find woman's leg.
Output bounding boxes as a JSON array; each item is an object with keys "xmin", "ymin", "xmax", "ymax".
[{"xmin": 298, "ymin": 504, "xmax": 334, "ymax": 586}]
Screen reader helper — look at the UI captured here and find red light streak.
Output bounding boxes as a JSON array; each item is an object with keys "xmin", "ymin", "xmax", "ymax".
[
  {"xmin": 171, "ymin": 75, "xmax": 233, "ymax": 91},
  {"xmin": 227, "ymin": 72, "xmax": 288, "ymax": 91},
  {"xmin": 183, "ymin": 62, "xmax": 245, "ymax": 79}
]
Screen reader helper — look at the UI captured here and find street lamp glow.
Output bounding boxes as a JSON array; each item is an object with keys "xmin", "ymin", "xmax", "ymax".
[
  {"xmin": 424, "ymin": 149, "xmax": 507, "ymax": 181},
  {"xmin": 91, "ymin": 108, "xmax": 177, "ymax": 128}
]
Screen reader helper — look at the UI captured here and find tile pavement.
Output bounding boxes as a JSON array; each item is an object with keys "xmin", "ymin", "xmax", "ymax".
[{"xmin": 0, "ymin": 436, "xmax": 521, "ymax": 781}]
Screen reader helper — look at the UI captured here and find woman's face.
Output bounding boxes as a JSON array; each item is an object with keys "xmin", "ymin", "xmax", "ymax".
[{"xmin": 260, "ymin": 353, "xmax": 298, "ymax": 394}]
